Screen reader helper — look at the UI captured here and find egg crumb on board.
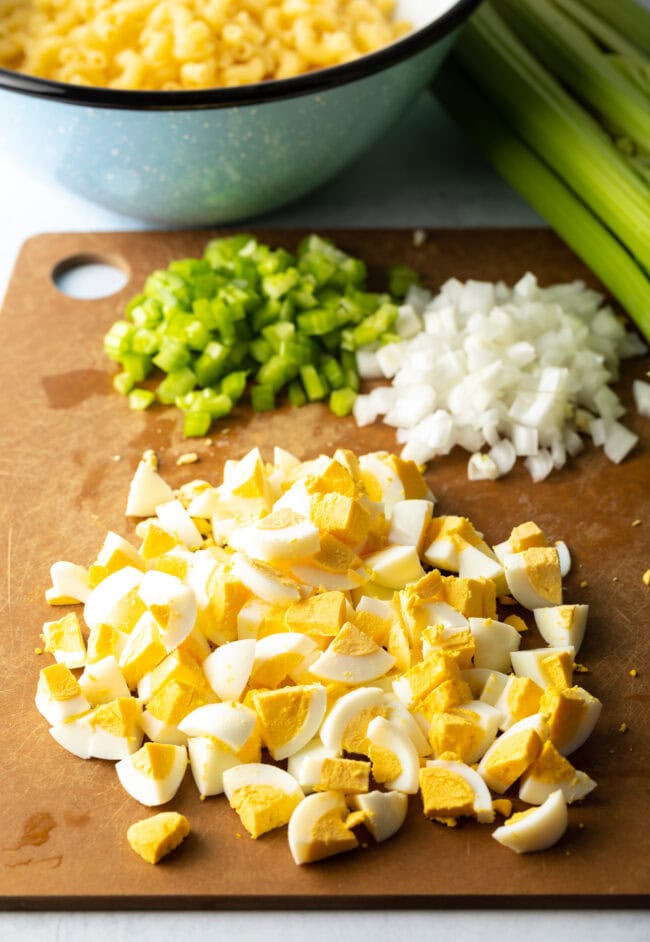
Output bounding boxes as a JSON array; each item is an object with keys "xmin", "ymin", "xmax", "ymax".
[
  {"xmin": 34, "ymin": 447, "xmax": 606, "ymax": 863},
  {"xmin": 127, "ymin": 811, "xmax": 190, "ymax": 864}
]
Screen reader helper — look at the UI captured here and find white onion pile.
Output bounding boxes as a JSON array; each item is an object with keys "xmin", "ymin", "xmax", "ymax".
[{"xmin": 353, "ymin": 273, "xmax": 647, "ymax": 482}]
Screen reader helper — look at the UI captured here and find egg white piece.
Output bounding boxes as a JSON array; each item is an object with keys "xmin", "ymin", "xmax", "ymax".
[
  {"xmin": 308, "ymin": 641, "xmax": 395, "ymax": 685},
  {"xmin": 288, "ymin": 790, "xmax": 356, "ymax": 865},
  {"xmin": 492, "ymin": 789, "xmax": 568, "ymax": 853},
  {"xmin": 84, "ymin": 566, "xmax": 143, "ymax": 631},
  {"xmin": 202, "ymin": 639, "xmax": 256, "ymax": 701},
  {"xmin": 138, "ymin": 570, "xmax": 198, "ymax": 651},
  {"xmin": 222, "ymin": 762, "xmax": 304, "ymax": 803},
  {"xmin": 458, "ymin": 545, "xmax": 506, "ymax": 592},
  {"xmin": 251, "ymin": 633, "xmax": 320, "ymax": 687},
  {"xmin": 125, "ymin": 458, "xmax": 175, "ymax": 517},
  {"xmin": 78, "ymin": 655, "xmax": 130, "ymax": 704},
  {"xmin": 366, "ymin": 716, "xmax": 420, "ymax": 794},
  {"xmin": 423, "ymin": 758, "xmax": 494, "ymax": 823},
  {"xmin": 510, "ymin": 646, "xmax": 575, "ymax": 689},
  {"xmin": 519, "ymin": 748, "xmax": 597, "ymax": 806},
  {"xmin": 554, "ymin": 540, "xmax": 572, "ymax": 577},
  {"xmin": 35, "ymin": 678, "xmax": 91, "ymax": 727},
  {"xmin": 228, "ymin": 510, "xmax": 320, "ymax": 562},
  {"xmin": 503, "ymin": 548, "xmax": 563, "ymax": 610},
  {"xmin": 116, "ymin": 742, "xmax": 188, "ymax": 806},
  {"xmin": 49, "ymin": 714, "xmax": 93, "ymax": 759},
  {"xmin": 363, "ymin": 545, "xmax": 424, "ymax": 590},
  {"xmin": 348, "ymin": 790, "xmax": 408, "ymax": 842},
  {"xmin": 468, "ymin": 617, "xmax": 522, "ymax": 673},
  {"xmin": 382, "ymin": 692, "xmax": 431, "ymax": 757},
  {"xmin": 95, "ymin": 530, "xmax": 144, "ymax": 571},
  {"xmin": 232, "ymin": 553, "xmax": 301, "ymax": 605},
  {"xmin": 288, "ymin": 739, "xmax": 339, "ymax": 794},
  {"xmin": 186, "ymin": 736, "xmax": 243, "ymax": 797},
  {"xmin": 548, "ymin": 688, "xmax": 602, "ymax": 756},
  {"xmin": 387, "ymin": 499, "xmax": 433, "ymax": 550},
  {"xmin": 419, "ymin": 600, "xmax": 469, "ymax": 631},
  {"xmin": 533, "ymin": 605, "xmax": 588, "ymax": 654},
  {"xmin": 461, "ymin": 668, "xmax": 509, "ymax": 704},
  {"xmin": 358, "ymin": 453, "xmax": 406, "ymax": 513},
  {"xmin": 178, "ymin": 701, "xmax": 258, "ymax": 751},
  {"xmin": 155, "ymin": 499, "xmax": 203, "ymax": 551},
  {"xmin": 139, "ymin": 711, "xmax": 188, "ymax": 748},
  {"xmin": 46, "ymin": 560, "xmax": 91, "ymax": 604},
  {"xmin": 319, "ymin": 686, "xmax": 385, "ymax": 753}
]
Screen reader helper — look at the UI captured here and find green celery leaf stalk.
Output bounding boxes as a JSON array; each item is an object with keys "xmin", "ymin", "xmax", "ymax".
[
  {"xmin": 432, "ymin": 57, "xmax": 650, "ymax": 341},
  {"xmin": 455, "ymin": 3, "xmax": 650, "ymax": 271},
  {"xmin": 554, "ymin": 0, "xmax": 649, "ymax": 62},
  {"xmin": 493, "ymin": 0, "xmax": 650, "ymax": 151},
  {"xmin": 578, "ymin": 0, "xmax": 650, "ymax": 57}
]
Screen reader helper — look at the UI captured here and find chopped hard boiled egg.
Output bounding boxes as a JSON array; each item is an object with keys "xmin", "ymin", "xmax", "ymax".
[
  {"xmin": 127, "ymin": 811, "xmax": 190, "ymax": 864},
  {"xmin": 34, "ymin": 446, "xmax": 604, "ymax": 867},
  {"xmin": 116, "ymin": 742, "xmax": 188, "ymax": 806},
  {"xmin": 492, "ymin": 789, "xmax": 568, "ymax": 853}
]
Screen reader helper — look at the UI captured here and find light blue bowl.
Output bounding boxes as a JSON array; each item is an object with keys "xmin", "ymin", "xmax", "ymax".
[{"xmin": 0, "ymin": 0, "xmax": 479, "ymax": 225}]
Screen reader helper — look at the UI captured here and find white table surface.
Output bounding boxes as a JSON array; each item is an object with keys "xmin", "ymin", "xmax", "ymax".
[{"xmin": 1, "ymin": 90, "xmax": 648, "ymax": 941}]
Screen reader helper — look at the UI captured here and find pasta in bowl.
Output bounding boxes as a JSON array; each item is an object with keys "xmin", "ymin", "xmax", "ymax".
[{"xmin": 0, "ymin": 0, "xmax": 479, "ymax": 223}]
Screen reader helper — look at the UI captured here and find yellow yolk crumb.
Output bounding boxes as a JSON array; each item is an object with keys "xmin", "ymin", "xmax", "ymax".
[
  {"xmin": 38, "ymin": 663, "xmax": 82, "ymax": 701},
  {"xmin": 429, "ymin": 710, "xmax": 484, "ymax": 763},
  {"xmin": 631, "ymin": 519, "xmax": 642, "ymax": 527},
  {"xmin": 422, "ymin": 625, "xmax": 476, "ymax": 669},
  {"xmin": 309, "ymin": 493, "xmax": 370, "ymax": 546},
  {"xmin": 508, "ymin": 521, "xmax": 547, "ymax": 553},
  {"xmin": 351, "ymin": 610, "xmax": 391, "ymax": 648},
  {"xmin": 441, "ymin": 575, "xmax": 497, "ymax": 618},
  {"xmin": 541, "ymin": 650, "xmax": 574, "ymax": 688},
  {"xmin": 90, "ymin": 696, "xmax": 141, "ymax": 739},
  {"xmin": 229, "ymin": 784, "xmax": 301, "ymax": 839},
  {"xmin": 285, "ymin": 591, "xmax": 347, "ymax": 638},
  {"xmin": 316, "ymin": 757, "xmax": 370, "ymax": 794},
  {"xmin": 619, "ymin": 722, "xmax": 628, "ymax": 733},
  {"xmin": 540, "ymin": 686, "xmax": 589, "ymax": 750},
  {"xmin": 146, "ymin": 679, "xmax": 215, "ymax": 726},
  {"xmin": 41, "ymin": 612, "xmax": 86, "ymax": 663},
  {"xmin": 302, "ymin": 807, "xmax": 359, "ymax": 862},
  {"xmin": 629, "ymin": 668, "xmax": 638, "ymax": 678},
  {"xmin": 492, "ymin": 798, "xmax": 513, "ymax": 817},
  {"xmin": 341, "ymin": 706, "xmax": 385, "ymax": 755},
  {"xmin": 251, "ymin": 686, "xmax": 311, "ymax": 752},
  {"xmin": 504, "ymin": 614, "xmax": 528, "ymax": 633},
  {"xmin": 329, "ymin": 622, "xmax": 379, "ymax": 657},
  {"xmin": 368, "ymin": 744, "xmax": 402, "ymax": 784},
  {"xmin": 506, "ymin": 676, "xmax": 543, "ymax": 723},
  {"xmin": 482, "ymin": 729, "xmax": 543, "ymax": 791},
  {"xmin": 140, "ymin": 522, "xmax": 180, "ymax": 560},
  {"xmin": 419, "ymin": 767, "xmax": 476, "ymax": 820},
  {"xmin": 86, "ymin": 623, "xmax": 124, "ymax": 663},
  {"xmin": 127, "ymin": 812, "xmax": 190, "ymax": 864},
  {"xmin": 131, "ymin": 742, "xmax": 180, "ymax": 781},
  {"xmin": 642, "ymin": 570, "xmax": 650, "ymax": 587},
  {"xmin": 525, "ymin": 739, "xmax": 577, "ymax": 785},
  {"xmin": 519, "ymin": 547, "xmax": 562, "ymax": 605},
  {"xmin": 580, "ymin": 580, "xmax": 589, "ymax": 589},
  {"xmin": 120, "ymin": 619, "xmax": 167, "ymax": 689}
]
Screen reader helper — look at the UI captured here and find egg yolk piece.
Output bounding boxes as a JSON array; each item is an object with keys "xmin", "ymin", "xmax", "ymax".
[
  {"xmin": 127, "ymin": 811, "xmax": 191, "ymax": 864},
  {"xmin": 288, "ymin": 791, "xmax": 359, "ymax": 864}
]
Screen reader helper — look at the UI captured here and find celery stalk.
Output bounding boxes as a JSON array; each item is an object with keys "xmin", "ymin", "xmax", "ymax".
[
  {"xmin": 554, "ymin": 0, "xmax": 649, "ymax": 62},
  {"xmin": 433, "ymin": 58, "xmax": 650, "ymax": 341},
  {"xmin": 455, "ymin": 3, "xmax": 650, "ymax": 271},
  {"xmin": 493, "ymin": 0, "xmax": 650, "ymax": 151},
  {"xmin": 579, "ymin": 0, "xmax": 650, "ymax": 57}
]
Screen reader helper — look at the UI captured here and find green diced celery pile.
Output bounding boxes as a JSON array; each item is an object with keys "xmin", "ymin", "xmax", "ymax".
[{"xmin": 104, "ymin": 234, "xmax": 405, "ymax": 436}]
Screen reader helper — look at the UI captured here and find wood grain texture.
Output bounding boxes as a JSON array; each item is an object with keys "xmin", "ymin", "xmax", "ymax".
[{"xmin": 0, "ymin": 228, "xmax": 648, "ymax": 909}]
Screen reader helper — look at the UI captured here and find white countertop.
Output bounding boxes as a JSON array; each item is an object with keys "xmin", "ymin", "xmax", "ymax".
[{"xmin": 1, "ymin": 91, "xmax": 647, "ymax": 941}]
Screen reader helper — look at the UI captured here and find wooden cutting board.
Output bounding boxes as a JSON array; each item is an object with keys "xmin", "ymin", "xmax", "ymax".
[{"xmin": 1, "ymin": 229, "xmax": 648, "ymax": 910}]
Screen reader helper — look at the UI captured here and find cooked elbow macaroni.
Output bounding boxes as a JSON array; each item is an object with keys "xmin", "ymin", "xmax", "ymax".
[{"xmin": 0, "ymin": 0, "xmax": 411, "ymax": 90}]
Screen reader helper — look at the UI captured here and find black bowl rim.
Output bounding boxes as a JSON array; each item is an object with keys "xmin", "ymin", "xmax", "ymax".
[{"xmin": 0, "ymin": 0, "xmax": 480, "ymax": 111}]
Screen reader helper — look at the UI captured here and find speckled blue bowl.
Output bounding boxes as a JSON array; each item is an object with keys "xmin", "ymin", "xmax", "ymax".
[{"xmin": 0, "ymin": 0, "xmax": 479, "ymax": 225}]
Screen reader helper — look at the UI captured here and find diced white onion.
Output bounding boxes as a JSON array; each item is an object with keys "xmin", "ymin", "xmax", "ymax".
[{"xmin": 353, "ymin": 273, "xmax": 646, "ymax": 482}]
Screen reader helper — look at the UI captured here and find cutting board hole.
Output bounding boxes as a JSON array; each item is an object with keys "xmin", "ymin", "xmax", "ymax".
[{"xmin": 52, "ymin": 254, "xmax": 129, "ymax": 299}]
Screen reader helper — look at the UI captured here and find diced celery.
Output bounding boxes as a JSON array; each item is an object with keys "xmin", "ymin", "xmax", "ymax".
[
  {"xmin": 250, "ymin": 384, "xmax": 275, "ymax": 411},
  {"xmin": 128, "ymin": 388, "xmax": 155, "ymax": 411},
  {"xmin": 329, "ymin": 387, "xmax": 357, "ymax": 417},
  {"xmin": 300, "ymin": 364, "xmax": 329, "ymax": 402},
  {"xmin": 157, "ymin": 368, "xmax": 196, "ymax": 404},
  {"xmin": 183, "ymin": 410, "xmax": 212, "ymax": 437}
]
